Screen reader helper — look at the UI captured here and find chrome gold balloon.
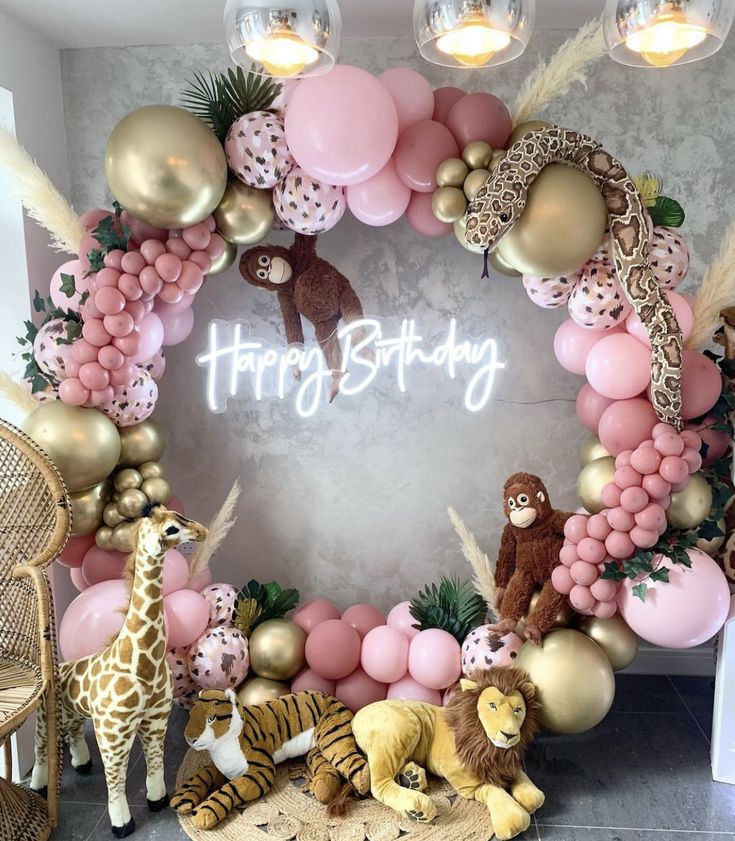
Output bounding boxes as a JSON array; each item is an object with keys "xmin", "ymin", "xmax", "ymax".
[
  {"xmin": 118, "ymin": 420, "xmax": 166, "ymax": 467},
  {"xmin": 209, "ymin": 237, "xmax": 239, "ymax": 276},
  {"xmin": 141, "ymin": 477, "xmax": 172, "ymax": 506},
  {"xmin": 463, "ymin": 168, "xmax": 491, "ymax": 201},
  {"xmin": 114, "ymin": 468, "xmax": 143, "ymax": 492},
  {"xmin": 70, "ymin": 480, "xmax": 111, "ymax": 536},
  {"xmin": 461, "ymin": 141, "xmax": 494, "ymax": 170},
  {"xmin": 214, "ymin": 181, "xmax": 275, "ymax": 246},
  {"xmin": 236, "ymin": 676, "xmax": 291, "ymax": 706},
  {"xmin": 112, "ymin": 520, "xmax": 138, "ymax": 553},
  {"xmin": 668, "ymin": 472, "xmax": 713, "ymax": 530},
  {"xmin": 578, "ymin": 614, "xmax": 638, "ymax": 672},
  {"xmin": 489, "ymin": 149, "xmax": 506, "ymax": 171},
  {"xmin": 103, "ymin": 502, "xmax": 127, "ymax": 529},
  {"xmin": 577, "ymin": 456, "xmax": 616, "ymax": 514},
  {"xmin": 105, "ymin": 105, "xmax": 227, "ymax": 229},
  {"xmin": 508, "ymin": 119, "xmax": 553, "ymax": 147},
  {"xmin": 432, "ymin": 187, "xmax": 467, "ymax": 224},
  {"xmin": 488, "ymin": 250, "xmax": 522, "ymax": 278},
  {"xmin": 436, "ymin": 157, "xmax": 470, "ymax": 188},
  {"xmin": 95, "ymin": 525, "xmax": 115, "ymax": 551},
  {"xmin": 138, "ymin": 461, "xmax": 165, "ymax": 481},
  {"xmin": 579, "ymin": 435, "xmax": 611, "ymax": 468},
  {"xmin": 516, "ymin": 590, "xmax": 574, "ymax": 635},
  {"xmin": 117, "ymin": 488, "xmax": 148, "ymax": 519},
  {"xmin": 248, "ymin": 619, "xmax": 306, "ymax": 681}
]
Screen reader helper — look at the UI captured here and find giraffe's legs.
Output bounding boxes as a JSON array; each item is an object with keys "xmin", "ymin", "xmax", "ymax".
[
  {"xmin": 30, "ymin": 694, "xmax": 48, "ymax": 793},
  {"xmin": 137, "ymin": 710, "xmax": 169, "ymax": 810},
  {"xmin": 95, "ymin": 719, "xmax": 137, "ymax": 837},
  {"xmin": 67, "ymin": 715, "xmax": 91, "ymax": 773}
]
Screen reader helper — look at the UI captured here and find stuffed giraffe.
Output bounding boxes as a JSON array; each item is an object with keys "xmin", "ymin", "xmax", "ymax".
[{"xmin": 31, "ymin": 505, "xmax": 207, "ymax": 837}]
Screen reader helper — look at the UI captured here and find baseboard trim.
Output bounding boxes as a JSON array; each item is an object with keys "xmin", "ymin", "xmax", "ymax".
[{"xmin": 622, "ymin": 642, "xmax": 715, "ymax": 676}]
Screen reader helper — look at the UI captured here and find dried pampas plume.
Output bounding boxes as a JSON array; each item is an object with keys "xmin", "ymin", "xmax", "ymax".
[
  {"xmin": 687, "ymin": 218, "xmax": 735, "ymax": 350},
  {"xmin": 188, "ymin": 479, "xmax": 241, "ymax": 583},
  {"xmin": 0, "ymin": 371, "xmax": 38, "ymax": 415},
  {"xmin": 512, "ymin": 19, "xmax": 607, "ymax": 129},
  {"xmin": 0, "ymin": 124, "xmax": 85, "ymax": 254},
  {"xmin": 448, "ymin": 506, "xmax": 495, "ymax": 609}
]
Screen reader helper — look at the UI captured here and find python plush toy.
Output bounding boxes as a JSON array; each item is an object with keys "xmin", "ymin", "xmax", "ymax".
[
  {"xmin": 171, "ymin": 689, "xmax": 370, "ymax": 829},
  {"xmin": 465, "ymin": 125, "xmax": 683, "ymax": 429}
]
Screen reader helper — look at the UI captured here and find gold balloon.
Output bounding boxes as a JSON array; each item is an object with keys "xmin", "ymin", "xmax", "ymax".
[
  {"xmin": 139, "ymin": 461, "xmax": 166, "ymax": 480},
  {"xmin": 463, "ymin": 169, "xmax": 491, "ymax": 201},
  {"xmin": 516, "ymin": 629, "xmax": 615, "ymax": 734},
  {"xmin": 70, "ymin": 481, "xmax": 111, "ymax": 536},
  {"xmin": 436, "ymin": 158, "xmax": 469, "ymax": 188},
  {"xmin": 118, "ymin": 420, "xmax": 166, "ymax": 467},
  {"xmin": 488, "ymin": 250, "xmax": 522, "ymax": 278},
  {"xmin": 697, "ymin": 518, "xmax": 726, "ymax": 553},
  {"xmin": 114, "ymin": 468, "xmax": 143, "ymax": 492},
  {"xmin": 577, "ymin": 456, "xmax": 616, "ymax": 515},
  {"xmin": 578, "ymin": 614, "xmax": 638, "ymax": 672},
  {"xmin": 432, "ymin": 187, "xmax": 467, "ymax": 224},
  {"xmin": 461, "ymin": 141, "xmax": 494, "ymax": 170},
  {"xmin": 214, "ymin": 181, "xmax": 275, "ymax": 246},
  {"xmin": 141, "ymin": 477, "xmax": 172, "ymax": 505},
  {"xmin": 209, "ymin": 237, "xmax": 239, "ymax": 276},
  {"xmin": 236, "ymin": 676, "xmax": 291, "ymax": 707},
  {"xmin": 105, "ymin": 105, "xmax": 227, "ymax": 229},
  {"xmin": 95, "ymin": 525, "xmax": 115, "ymax": 551},
  {"xmin": 103, "ymin": 502, "xmax": 127, "ymax": 528},
  {"xmin": 508, "ymin": 119, "xmax": 553, "ymax": 147},
  {"xmin": 489, "ymin": 149, "xmax": 506, "ymax": 171},
  {"xmin": 496, "ymin": 164, "xmax": 607, "ymax": 278},
  {"xmin": 22, "ymin": 403, "xmax": 120, "ymax": 493},
  {"xmin": 579, "ymin": 435, "xmax": 611, "ymax": 468},
  {"xmin": 117, "ymin": 488, "xmax": 149, "ymax": 519},
  {"xmin": 668, "ymin": 472, "xmax": 713, "ymax": 530},
  {"xmin": 248, "ymin": 619, "xmax": 306, "ymax": 681},
  {"xmin": 516, "ymin": 590, "xmax": 574, "ymax": 635},
  {"xmin": 112, "ymin": 521, "xmax": 138, "ymax": 553}
]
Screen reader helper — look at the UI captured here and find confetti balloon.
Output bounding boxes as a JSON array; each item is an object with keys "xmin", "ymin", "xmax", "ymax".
[
  {"xmin": 188, "ymin": 625, "xmax": 250, "ymax": 690},
  {"xmin": 201, "ymin": 583, "xmax": 239, "ymax": 628},
  {"xmin": 461, "ymin": 626, "xmax": 523, "ymax": 675},
  {"xmin": 273, "ymin": 164, "xmax": 346, "ymax": 235},
  {"xmin": 167, "ymin": 646, "xmax": 199, "ymax": 709},
  {"xmin": 567, "ymin": 260, "xmax": 632, "ymax": 330},
  {"xmin": 649, "ymin": 227, "xmax": 689, "ymax": 289},
  {"xmin": 225, "ymin": 111, "xmax": 293, "ymax": 189},
  {"xmin": 33, "ymin": 318, "xmax": 76, "ymax": 380},
  {"xmin": 522, "ymin": 272, "xmax": 578, "ymax": 309},
  {"xmin": 99, "ymin": 368, "xmax": 158, "ymax": 427}
]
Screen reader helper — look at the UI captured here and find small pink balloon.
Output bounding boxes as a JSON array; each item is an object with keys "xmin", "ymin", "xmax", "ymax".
[
  {"xmin": 652, "ymin": 422, "xmax": 676, "ymax": 438},
  {"xmin": 157, "ymin": 282, "xmax": 185, "ymax": 304},
  {"xmin": 81, "ymin": 297, "xmax": 103, "ymax": 320},
  {"xmin": 598, "ymin": 398, "xmax": 658, "ymax": 456},
  {"xmin": 679, "ymin": 429, "xmax": 702, "ymax": 450},
  {"xmin": 386, "ymin": 601, "xmax": 421, "ymax": 639},
  {"xmin": 590, "ymin": 577, "xmax": 617, "ymax": 602},
  {"xmin": 654, "ymin": 432, "xmax": 685, "ymax": 457},
  {"xmin": 681, "ymin": 447, "xmax": 703, "ymax": 473},
  {"xmin": 166, "ymin": 237, "xmax": 192, "ymax": 261},
  {"xmin": 59, "ymin": 377, "xmax": 90, "ymax": 406},
  {"xmin": 620, "ymin": 486, "xmax": 649, "ymax": 514},
  {"xmin": 81, "ymin": 546, "xmax": 126, "ymax": 585},
  {"xmin": 594, "ymin": 600, "xmax": 618, "ymax": 619},
  {"xmin": 162, "ymin": 549, "xmax": 191, "ymax": 596},
  {"xmin": 659, "ymin": 455, "xmax": 689, "ymax": 485},
  {"xmin": 346, "ymin": 159, "xmax": 411, "ymax": 226},
  {"xmin": 118, "ymin": 273, "xmax": 143, "ymax": 301},
  {"xmin": 64, "ymin": 358, "xmax": 81, "ymax": 378},
  {"xmin": 157, "ymin": 305, "xmax": 194, "ymax": 346},
  {"xmin": 680, "ymin": 350, "xmax": 722, "ymax": 420},
  {"xmin": 189, "ymin": 567, "xmax": 213, "ymax": 593},
  {"xmin": 104, "ymin": 311, "xmax": 135, "ymax": 338},
  {"xmin": 569, "ymin": 584, "xmax": 595, "ymax": 612},
  {"xmin": 559, "ymin": 544, "xmax": 579, "ymax": 567},
  {"xmin": 89, "ymin": 386, "xmax": 114, "ymax": 407},
  {"xmin": 120, "ymin": 250, "xmax": 146, "ymax": 276},
  {"xmin": 96, "ymin": 267, "xmax": 121, "ymax": 288},
  {"xmin": 121, "ymin": 211, "xmax": 168, "ymax": 245},
  {"xmin": 630, "ymin": 526, "xmax": 659, "ymax": 548},
  {"xmin": 70, "ymin": 565, "xmax": 89, "ymax": 592},
  {"xmin": 607, "ymin": 506, "xmax": 635, "ymax": 532},
  {"xmin": 361, "ymin": 625, "xmax": 409, "ymax": 683},
  {"xmin": 394, "ymin": 119, "xmax": 459, "ymax": 192},
  {"xmin": 164, "ymin": 589, "xmax": 210, "ymax": 648},
  {"xmin": 615, "ymin": 450, "xmax": 633, "ymax": 468},
  {"xmin": 587, "ymin": 513, "xmax": 612, "ymax": 541},
  {"xmin": 79, "ymin": 361, "xmax": 110, "ymax": 391},
  {"xmin": 378, "ymin": 68, "xmax": 434, "ymax": 133},
  {"xmin": 576, "ymin": 383, "xmax": 615, "ymax": 433},
  {"xmin": 189, "ymin": 251, "xmax": 213, "ymax": 274},
  {"xmin": 552, "ymin": 564, "xmax": 574, "ymax": 594},
  {"xmin": 82, "ymin": 318, "xmax": 112, "ymax": 348},
  {"xmin": 642, "ymin": 473, "xmax": 671, "ymax": 499},
  {"xmin": 615, "ymin": 465, "xmax": 642, "ymax": 489},
  {"xmin": 305, "ymin": 619, "xmax": 362, "ymax": 680},
  {"xmin": 58, "ymin": 533, "xmax": 96, "ymax": 569},
  {"xmin": 104, "ymin": 249, "xmax": 125, "ymax": 271},
  {"xmin": 59, "ymin": 578, "xmax": 129, "ymax": 660},
  {"xmin": 564, "ymin": 514, "xmax": 589, "ymax": 544},
  {"xmin": 125, "ymin": 300, "xmax": 146, "ymax": 323},
  {"xmin": 155, "ymin": 253, "xmax": 182, "ymax": 283},
  {"xmin": 290, "ymin": 668, "xmax": 336, "ymax": 697},
  {"xmin": 98, "ymin": 345, "xmax": 125, "ymax": 371},
  {"xmin": 72, "ymin": 338, "xmax": 100, "ymax": 365},
  {"xmin": 387, "ymin": 675, "xmax": 442, "ymax": 705},
  {"xmin": 293, "ymin": 598, "xmax": 341, "ymax": 634},
  {"xmin": 577, "ymin": 537, "xmax": 606, "ymax": 565},
  {"xmin": 570, "ymin": 559, "xmax": 599, "ymax": 586},
  {"xmin": 341, "ymin": 604, "xmax": 386, "ymax": 639},
  {"xmin": 630, "ymin": 445, "xmax": 661, "ymax": 475},
  {"xmin": 626, "ymin": 291, "xmax": 693, "ymax": 346},
  {"xmin": 182, "ymin": 222, "xmax": 212, "ymax": 251},
  {"xmin": 206, "ymin": 233, "xmax": 227, "ymax": 260},
  {"xmin": 601, "ymin": 483, "xmax": 622, "ymax": 508},
  {"xmin": 445, "ymin": 92, "xmax": 512, "ymax": 149},
  {"xmin": 335, "ymin": 667, "xmax": 387, "ymax": 713},
  {"xmin": 139, "ymin": 266, "xmax": 164, "ymax": 296},
  {"xmin": 177, "ymin": 261, "xmax": 204, "ymax": 294},
  {"xmin": 586, "ymin": 333, "xmax": 651, "ymax": 400},
  {"xmin": 109, "ymin": 361, "xmax": 136, "ymax": 386},
  {"xmin": 553, "ymin": 319, "xmax": 608, "ymax": 375},
  {"xmin": 405, "ymin": 191, "xmax": 451, "ymax": 237},
  {"xmin": 140, "ymin": 239, "xmax": 167, "ymax": 266},
  {"xmin": 408, "ymin": 629, "xmax": 461, "ymax": 690},
  {"xmin": 605, "ymin": 530, "xmax": 636, "ymax": 560},
  {"xmin": 635, "ymin": 503, "xmax": 667, "ymax": 532},
  {"xmin": 432, "ymin": 86, "xmax": 465, "ymax": 124}
]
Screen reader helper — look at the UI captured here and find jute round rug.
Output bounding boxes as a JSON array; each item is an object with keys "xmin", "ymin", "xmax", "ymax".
[{"xmin": 175, "ymin": 749, "xmax": 495, "ymax": 841}]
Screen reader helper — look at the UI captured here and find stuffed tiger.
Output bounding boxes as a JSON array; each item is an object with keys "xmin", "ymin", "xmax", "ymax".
[{"xmin": 171, "ymin": 688, "xmax": 370, "ymax": 829}]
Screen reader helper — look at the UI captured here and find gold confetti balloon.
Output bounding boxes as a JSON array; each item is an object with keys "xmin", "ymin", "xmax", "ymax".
[
  {"xmin": 248, "ymin": 619, "xmax": 306, "ymax": 681},
  {"xmin": 236, "ymin": 676, "xmax": 291, "ymax": 707}
]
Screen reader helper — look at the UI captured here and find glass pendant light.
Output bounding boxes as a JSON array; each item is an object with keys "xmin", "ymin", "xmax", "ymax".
[
  {"xmin": 224, "ymin": 0, "xmax": 342, "ymax": 78},
  {"xmin": 414, "ymin": 0, "xmax": 535, "ymax": 69},
  {"xmin": 604, "ymin": 0, "xmax": 734, "ymax": 67}
]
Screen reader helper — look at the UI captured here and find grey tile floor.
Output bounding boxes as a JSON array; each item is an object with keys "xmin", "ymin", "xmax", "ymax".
[{"xmin": 45, "ymin": 675, "xmax": 733, "ymax": 841}]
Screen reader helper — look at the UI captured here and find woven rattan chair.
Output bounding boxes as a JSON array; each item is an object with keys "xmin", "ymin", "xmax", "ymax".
[{"xmin": 0, "ymin": 418, "xmax": 70, "ymax": 840}]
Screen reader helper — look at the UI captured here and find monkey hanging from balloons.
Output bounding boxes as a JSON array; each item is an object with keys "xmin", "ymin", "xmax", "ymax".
[{"xmin": 239, "ymin": 234, "xmax": 367, "ymax": 401}]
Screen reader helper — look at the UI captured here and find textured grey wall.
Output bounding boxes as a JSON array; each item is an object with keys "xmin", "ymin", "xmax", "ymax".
[{"xmin": 59, "ymin": 33, "xmax": 732, "ymax": 609}]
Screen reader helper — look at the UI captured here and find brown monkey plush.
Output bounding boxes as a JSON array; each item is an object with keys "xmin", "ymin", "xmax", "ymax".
[
  {"xmin": 240, "ymin": 234, "xmax": 366, "ymax": 400},
  {"xmin": 490, "ymin": 473, "xmax": 573, "ymax": 646}
]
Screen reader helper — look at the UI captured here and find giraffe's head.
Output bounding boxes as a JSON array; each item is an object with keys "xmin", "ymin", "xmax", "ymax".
[
  {"xmin": 142, "ymin": 504, "xmax": 208, "ymax": 552},
  {"xmin": 464, "ymin": 159, "xmax": 527, "ymax": 251}
]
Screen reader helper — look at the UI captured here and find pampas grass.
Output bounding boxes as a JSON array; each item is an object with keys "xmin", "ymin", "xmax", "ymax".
[
  {"xmin": 687, "ymin": 219, "xmax": 735, "ymax": 349},
  {"xmin": 512, "ymin": 19, "xmax": 607, "ymax": 129},
  {"xmin": 448, "ymin": 506, "xmax": 495, "ymax": 609},
  {"xmin": 0, "ymin": 124, "xmax": 85, "ymax": 254},
  {"xmin": 0, "ymin": 371, "xmax": 38, "ymax": 415},
  {"xmin": 188, "ymin": 479, "xmax": 241, "ymax": 582}
]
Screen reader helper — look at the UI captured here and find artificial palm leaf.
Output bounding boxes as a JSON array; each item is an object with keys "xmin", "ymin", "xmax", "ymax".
[
  {"xmin": 233, "ymin": 578, "xmax": 300, "ymax": 637},
  {"xmin": 409, "ymin": 576, "xmax": 488, "ymax": 643}
]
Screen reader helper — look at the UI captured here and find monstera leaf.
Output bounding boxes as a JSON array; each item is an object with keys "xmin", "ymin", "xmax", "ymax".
[
  {"xmin": 409, "ymin": 576, "xmax": 488, "ymax": 643},
  {"xmin": 649, "ymin": 196, "xmax": 685, "ymax": 228}
]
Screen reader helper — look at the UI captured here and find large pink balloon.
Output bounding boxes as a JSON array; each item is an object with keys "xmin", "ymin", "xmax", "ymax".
[
  {"xmin": 162, "ymin": 549, "xmax": 191, "ymax": 596},
  {"xmin": 285, "ymin": 65, "xmax": 398, "ymax": 186},
  {"xmin": 335, "ymin": 667, "xmax": 387, "ymax": 713},
  {"xmin": 576, "ymin": 383, "xmax": 615, "ymax": 433},
  {"xmin": 290, "ymin": 668, "xmax": 336, "ymax": 697},
  {"xmin": 305, "ymin": 619, "xmax": 362, "ymax": 680},
  {"xmin": 163, "ymin": 589, "xmax": 210, "ymax": 648},
  {"xmin": 293, "ymin": 598, "xmax": 341, "ymax": 634},
  {"xmin": 81, "ymin": 546, "xmax": 126, "ymax": 585},
  {"xmin": 680, "ymin": 350, "xmax": 722, "ymax": 420},
  {"xmin": 626, "ymin": 291, "xmax": 693, "ymax": 345},
  {"xmin": 70, "ymin": 565, "xmax": 88, "ymax": 592},
  {"xmin": 378, "ymin": 68, "xmax": 434, "ymax": 134},
  {"xmin": 618, "ymin": 549, "xmax": 730, "ymax": 648},
  {"xmin": 386, "ymin": 601, "xmax": 421, "ymax": 639},
  {"xmin": 58, "ymin": 534, "xmax": 96, "ymax": 569},
  {"xmin": 553, "ymin": 319, "xmax": 609, "ymax": 375},
  {"xmin": 598, "ymin": 398, "xmax": 658, "ymax": 456},
  {"xmin": 157, "ymin": 305, "xmax": 194, "ymax": 347},
  {"xmin": 59, "ymin": 578, "xmax": 129, "ymax": 660},
  {"xmin": 341, "ymin": 604, "xmax": 386, "ymax": 639},
  {"xmin": 432, "ymin": 86, "xmax": 465, "ymax": 124},
  {"xmin": 128, "ymin": 312, "xmax": 164, "ymax": 362},
  {"xmin": 50, "ymin": 259, "xmax": 87, "ymax": 312},
  {"xmin": 406, "ymin": 192, "xmax": 451, "ymax": 238},
  {"xmin": 586, "ymin": 333, "xmax": 651, "ymax": 399},
  {"xmin": 408, "ymin": 629, "xmax": 461, "ymax": 690},
  {"xmin": 346, "ymin": 160, "xmax": 411, "ymax": 226},
  {"xmin": 361, "ymin": 625, "xmax": 409, "ymax": 683},
  {"xmin": 387, "ymin": 675, "xmax": 442, "ymax": 705},
  {"xmin": 445, "ymin": 93, "xmax": 512, "ymax": 149},
  {"xmin": 394, "ymin": 120, "xmax": 459, "ymax": 193}
]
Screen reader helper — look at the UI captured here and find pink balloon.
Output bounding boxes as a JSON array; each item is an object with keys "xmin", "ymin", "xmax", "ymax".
[
  {"xmin": 72, "ymin": 338, "xmax": 100, "ymax": 365},
  {"xmin": 50, "ymin": 259, "xmax": 87, "ymax": 311},
  {"xmin": 630, "ymin": 445, "xmax": 661, "ymax": 475},
  {"xmin": 597, "ymin": 398, "xmax": 657, "ymax": 456},
  {"xmin": 559, "ymin": 544, "xmax": 579, "ymax": 567},
  {"xmin": 587, "ymin": 513, "xmax": 612, "ymax": 541},
  {"xmin": 654, "ymin": 431, "xmax": 685, "ymax": 457},
  {"xmin": 618, "ymin": 549, "xmax": 730, "ymax": 648},
  {"xmin": 121, "ymin": 211, "xmax": 167, "ymax": 245},
  {"xmin": 620, "ymin": 486, "xmax": 649, "ymax": 514},
  {"xmin": 305, "ymin": 619, "xmax": 362, "ymax": 680},
  {"xmin": 139, "ymin": 266, "xmax": 164, "ymax": 297},
  {"xmin": 361, "ymin": 625, "xmax": 409, "ymax": 683},
  {"xmin": 104, "ymin": 311, "xmax": 135, "ymax": 339},
  {"xmin": 335, "ymin": 667, "xmax": 387, "ymax": 713},
  {"xmin": 293, "ymin": 598, "xmax": 341, "ymax": 634},
  {"xmin": 379, "ymin": 68, "xmax": 434, "ymax": 133},
  {"xmin": 615, "ymin": 465, "xmax": 642, "ymax": 489},
  {"xmin": 564, "ymin": 514, "xmax": 589, "ymax": 544},
  {"xmin": 128, "ymin": 312, "xmax": 164, "ymax": 362},
  {"xmin": 164, "ymin": 237, "xmax": 191, "ymax": 261},
  {"xmin": 569, "ymin": 584, "xmax": 595, "ymax": 612},
  {"xmin": 687, "ymin": 419, "xmax": 729, "ymax": 466},
  {"xmin": 445, "ymin": 93, "xmax": 512, "ymax": 149},
  {"xmin": 98, "ymin": 345, "xmax": 125, "ymax": 371},
  {"xmin": 394, "ymin": 120, "xmax": 459, "ymax": 193},
  {"xmin": 95, "ymin": 286, "xmax": 126, "ymax": 316},
  {"xmin": 290, "ymin": 668, "xmax": 336, "ymax": 697},
  {"xmin": 590, "ymin": 578, "xmax": 617, "ymax": 602},
  {"xmin": 58, "ymin": 533, "xmax": 96, "ymax": 569},
  {"xmin": 659, "ymin": 455, "xmax": 689, "ymax": 484},
  {"xmin": 82, "ymin": 318, "xmax": 112, "ymax": 348},
  {"xmin": 408, "ymin": 629, "xmax": 461, "ymax": 690},
  {"xmin": 70, "ymin": 565, "xmax": 88, "ymax": 592},
  {"xmin": 386, "ymin": 601, "xmax": 421, "ymax": 640},
  {"xmin": 199, "ymin": 583, "xmax": 238, "ymax": 627},
  {"xmin": 605, "ymin": 530, "xmax": 636, "ymax": 560},
  {"xmin": 346, "ymin": 160, "xmax": 411, "ymax": 226},
  {"xmin": 177, "ymin": 261, "xmax": 204, "ymax": 294},
  {"xmin": 154, "ymin": 293, "xmax": 195, "ymax": 316},
  {"xmin": 642, "ymin": 473, "xmax": 671, "ymax": 499},
  {"xmin": 551, "ymin": 564, "xmax": 574, "ymax": 594},
  {"xmin": 156, "ymin": 253, "xmax": 183, "ymax": 283},
  {"xmin": 168, "ymin": 496, "xmax": 185, "ymax": 515},
  {"xmin": 461, "ymin": 626, "xmax": 522, "ymax": 673},
  {"xmin": 553, "ymin": 319, "xmax": 608, "ymax": 375},
  {"xmin": 577, "ymin": 537, "xmax": 606, "ymax": 565},
  {"xmin": 162, "ymin": 549, "xmax": 191, "ymax": 596},
  {"xmin": 189, "ymin": 251, "xmax": 212, "ymax": 274},
  {"xmin": 157, "ymin": 306, "xmax": 194, "ymax": 347},
  {"xmin": 189, "ymin": 567, "xmax": 213, "ymax": 593},
  {"xmin": 96, "ymin": 267, "xmax": 121, "ymax": 288},
  {"xmin": 635, "ymin": 503, "xmax": 666, "ymax": 532},
  {"xmin": 576, "ymin": 384, "xmax": 615, "ymax": 433},
  {"xmin": 89, "ymin": 386, "xmax": 114, "ymax": 407},
  {"xmin": 79, "ymin": 361, "xmax": 110, "ymax": 391},
  {"xmin": 432, "ymin": 86, "xmax": 465, "ymax": 124},
  {"xmin": 103, "ymin": 249, "xmax": 125, "ymax": 271},
  {"xmin": 140, "ymin": 239, "xmax": 167, "ymax": 266},
  {"xmin": 80, "ymin": 208, "xmax": 113, "ymax": 230},
  {"xmin": 182, "ymin": 222, "xmax": 212, "ymax": 252},
  {"xmin": 206, "ymin": 233, "xmax": 226, "ymax": 261},
  {"xmin": 110, "ymin": 361, "xmax": 136, "ymax": 386},
  {"xmin": 629, "ymin": 526, "xmax": 659, "ymax": 548},
  {"xmin": 341, "ymin": 604, "xmax": 386, "ymax": 639},
  {"xmin": 387, "ymin": 675, "xmax": 442, "ymax": 705},
  {"xmin": 680, "ymin": 350, "xmax": 722, "ymax": 420},
  {"xmin": 59, "ymin": 377, "xmax": 90, "ymax": 406},
  {"xmin": 59, "ymin": 578, "xmax": 129, "ymax": 660},
  {"xmin": 163, "ymin": 589, "xmax": 210, "ymax": 648},
  {"xmin": 405, "ymin": 191, "xmax": 451, "ymax": 237},
  {"xmin": 570, "ymin": 560, "xmax": 599, "ymax": 586},
  {"xmin": 626, "ymin": 291, "xmax": 693, "ymax": 345},
  {"xmin": 593, "ymin": 600, "xmax": 618, "ymax": 619},
  {"xmin": 586, "ymin": 333, "xmax": 651, "ymax": 399},
  {"xmin": 285, "ymin": 65, "xmax": 399, "ymax": 186},
  {"xmin": 81, "ymin": 546, "xmax": 126, "ymax": 586}
]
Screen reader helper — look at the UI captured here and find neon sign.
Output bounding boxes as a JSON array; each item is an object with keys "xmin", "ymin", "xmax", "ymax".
[{"xmin": 196, "ymin": 318, "xmax": 506, "ymax": 418}]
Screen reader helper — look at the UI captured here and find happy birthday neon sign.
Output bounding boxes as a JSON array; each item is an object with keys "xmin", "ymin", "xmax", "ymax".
[{"xmin": 196, "ymin": 318, "xmax": 506, "ymax": 418}]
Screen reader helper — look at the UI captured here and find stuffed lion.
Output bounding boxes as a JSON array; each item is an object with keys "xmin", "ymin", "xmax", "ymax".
[{"xmin": 352, "ymin": 667, "xmax": 543, "ymax": 840}]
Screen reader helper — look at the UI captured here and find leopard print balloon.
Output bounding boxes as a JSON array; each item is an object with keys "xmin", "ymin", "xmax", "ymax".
[
  {"xmin": 273, "ymin": 164, "xmax": 346, "ymax": 235},
  {"xmin": 650, "ymin": 226, "xmax": 689, "ymax": 290},
  {"xmin": 522, "ymin": 271, "xmax": 579, "ymax": 308},
  {"xmin": 225, "ymin": 111, "xmax": 293, "ymax": 189},
  {"xmin": 567, "ymin": 259, "xmax": 632, "ymax": 331}
]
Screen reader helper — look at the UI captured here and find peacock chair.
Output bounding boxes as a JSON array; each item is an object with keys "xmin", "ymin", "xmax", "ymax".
[{"xmin": 0, "ymin": 417, "xmax": 71, "ymax": 840}]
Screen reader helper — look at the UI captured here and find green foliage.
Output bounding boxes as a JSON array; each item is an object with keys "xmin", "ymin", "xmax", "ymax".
[
  {"xmin": 59, "ymin": 273, "xmax": 77, "ymax": 298},
  {"xmin": 649, "ymin": 195, "xmax": 685, "ymax": 227},
  {"xmin": 233, "ymin": 578, "xmax": 300, "ymax": 637},
  {"xmin": 86, "ymin": 214, "xmax": 130, "ymax": 273},
  {"xmin": 181, "ymin": 65, "xmax": 282, "ymax": 142},
  {"xmin": 409, "ymin": 576, "xmax": 488, "ymax": 643}
]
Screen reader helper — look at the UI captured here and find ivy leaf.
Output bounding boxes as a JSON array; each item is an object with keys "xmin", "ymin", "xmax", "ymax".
[
  {"xmin": 649, "ymin": 195, "xmax": 685, "ymax": 227},
  {"xmin": 601, "ymin": 561, "xmax": 626, "ymax": 582},
  {"xmin": 65, "ymin": 321, "xmax": 82, "ymax": 342},
  {"xmin": 59, "ymin": 272, "xmax": 77, "ymax": 298},
  {"xmin": 87, "ymin": 249, "xmax": 105, "ymax": 273},
  {"xmin": 632, "ymin": 582, "xmax": 648, "ymax": 602},
  {"xmin": 649, "ymin": 566, "xmax": 670, "ymax": 583},
  {"xmin": 32, "ymin": 290, "xmax": 45, "ymax": 313},
  {"xmin": 30, "ymin": 373, "xmax": 50, "ymax": 393},
  {"xmin": 698, "ymin": 519, "xmax": 726, "ymax": 540}
]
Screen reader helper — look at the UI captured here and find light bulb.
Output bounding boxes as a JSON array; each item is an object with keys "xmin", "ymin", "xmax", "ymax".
[
  {"xmin": 245, "ymin": 25, "xmax": 320, "ymax": 77},
  {"xmin": 435, "ymin": 11, "xmax": 512, "ymax": 67},
  {"xmin": 626, "ymin": 12, "xmax": 708, "ymax": 67}
]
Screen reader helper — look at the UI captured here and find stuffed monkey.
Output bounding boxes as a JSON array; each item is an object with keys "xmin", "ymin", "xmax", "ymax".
[{"xmin": 491, "ymin": 472, "xmax": 573, "ymax": 645}]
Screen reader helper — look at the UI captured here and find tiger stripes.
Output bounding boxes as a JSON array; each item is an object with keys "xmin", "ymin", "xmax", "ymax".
[{"xmin": 171, "ymin": 689, "xmax": 370, "ymax": 829}]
